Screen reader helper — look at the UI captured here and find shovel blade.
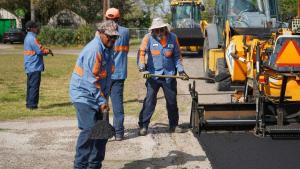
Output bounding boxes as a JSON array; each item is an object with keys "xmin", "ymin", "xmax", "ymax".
[
  {"xmin": 215, "ymin": 72, "xmax": 231, "ymax": 82},
  {"xmin": 90, "ymin": 120, "xmax": 115, "ymax": 139}
]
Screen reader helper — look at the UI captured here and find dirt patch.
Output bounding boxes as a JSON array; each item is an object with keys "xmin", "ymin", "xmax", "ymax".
[
  {"xmin": 0, "ymin": 117, "xmax": 210, "ymax": 169},
  {"xmin": 0, "ymin": 57, "xmax": 212, "ymax": 169}
]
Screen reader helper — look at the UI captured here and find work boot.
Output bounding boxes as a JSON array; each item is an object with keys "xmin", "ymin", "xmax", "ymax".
[
  {"xmin": 169, "ymin": 126, "xmax": 185, "ymax": 133},
  {"xmin": 26, "ymin": 106, "xmax": 38, "ymax": 110},
  {"xmin": 115, "ymin": 135, "xmax": 123, "ymax": 141},
  {"xmin": 138, "ymin": 127, "xmax": 148, "ymax": 136}
]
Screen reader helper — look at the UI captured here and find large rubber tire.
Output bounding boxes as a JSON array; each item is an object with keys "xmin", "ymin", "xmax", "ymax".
[
  {"xmin": 203, "ymin": 38, "xmax": 214, "ymax": 83},
  {"xmin": 216, "ymin": 58, "xmax": 231, "ymax": 91}
]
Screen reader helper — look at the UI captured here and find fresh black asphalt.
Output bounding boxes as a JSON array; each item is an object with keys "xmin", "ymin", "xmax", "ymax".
[{"xmin": 197, "ymin": 132, "xmax": 300, "ymax": 169}]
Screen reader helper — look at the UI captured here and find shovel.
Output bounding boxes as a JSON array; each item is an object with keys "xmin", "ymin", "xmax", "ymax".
[{"xmin": 89, "ymin": 109, "xmax": 115, "ymax": 139}]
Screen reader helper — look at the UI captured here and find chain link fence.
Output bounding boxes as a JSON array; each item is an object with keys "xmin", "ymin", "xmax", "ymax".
[{"xmin": 128, "ymin": 28, "xmax": 149, "ymax": 46}]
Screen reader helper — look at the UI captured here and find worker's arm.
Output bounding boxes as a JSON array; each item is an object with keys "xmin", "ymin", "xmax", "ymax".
[
  {"xmin": 137, "ymin": 34, "xmax": 150, "ymax": 71},
  {"xmin": 31, "ymin": 38, "xmax": 50, "ymax": 56},
  {"xmin": 84, "ymin": 51, "xmax": 107, "ymax": 107}
]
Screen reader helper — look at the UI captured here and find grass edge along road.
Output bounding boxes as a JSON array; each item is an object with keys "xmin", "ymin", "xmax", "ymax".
[{"xmin": 0, "ymin": 47, "xmax": 142, "ymax": 121}]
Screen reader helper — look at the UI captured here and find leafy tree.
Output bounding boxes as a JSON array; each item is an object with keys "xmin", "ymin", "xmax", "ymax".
[
  {"xmin": 1, "ymin": 0, "xmax": 298, "ymax": 28},
  {"xmin": 0, "ymin": 0, "xmax": 30, "ymax": 20},
  {"xmin": 34, "ymin": 0, "xmax": 102, "ymax": 23},
  {"xmin": 278, "ymin": 0, "xmax": 298, "ymax": 20},
  {"xmin": 111, "ymin": 0, "xmax": 151, "ymax": 28},
  {"xmin": 15, "ymin": 8, "xmax": 27, "ymax": 18},
  {"xmin": 202, "ymin": 0, "xmax": 215, "ymax": 21}
]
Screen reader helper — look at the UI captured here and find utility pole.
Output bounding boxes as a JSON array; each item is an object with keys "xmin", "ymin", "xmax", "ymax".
[
  {"xmin": 30, "ymin": 0, "xmax": 35, "ymax": 21},
  {"xmin": 297, "ymin": 0, "xmax": 300, "ymax": 19},
  {"xmin": 103, "ymin": 0, "xmax": 110, "ymax": 19}
]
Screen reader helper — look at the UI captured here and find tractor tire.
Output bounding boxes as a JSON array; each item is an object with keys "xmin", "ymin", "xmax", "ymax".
[
  {"xmin": 203, "ymin": 38, "xmax": 214, "ymax": 83},
  {"xmin": 216, "ymin": 58, "xmax": 231, "ymax": 91}
]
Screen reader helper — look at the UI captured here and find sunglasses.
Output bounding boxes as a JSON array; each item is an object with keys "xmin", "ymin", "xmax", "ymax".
[
  {"xmin": 105, "ymin": 34, "xmax": 118, "ymax": 40},
  {"xmin": 153, "ymin": 28, "xmax": 165, "ymax": 34}
]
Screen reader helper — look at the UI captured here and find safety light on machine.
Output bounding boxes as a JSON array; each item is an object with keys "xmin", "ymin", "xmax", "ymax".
[{"xmin": 258, "ymin": 75, "xmax": 267, "ymax": 84}]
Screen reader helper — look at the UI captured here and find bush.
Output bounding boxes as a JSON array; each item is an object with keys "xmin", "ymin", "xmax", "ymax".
[
  {"xmin": 38, "ymin": 25, "xmax": 95, "ymax": 46},
  {"xmin": 74, "ymin": 25, "xmax": 94, "ymax": 45}
]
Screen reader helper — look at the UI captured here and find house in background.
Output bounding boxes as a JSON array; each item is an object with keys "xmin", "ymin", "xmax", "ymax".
[
  {"xmin": 48, "ymin": 9, "xmax": 86, "ymax": 28},
  {"xmin": 0, "ymin": 8, "xmax": 22, "ymax": 40}
]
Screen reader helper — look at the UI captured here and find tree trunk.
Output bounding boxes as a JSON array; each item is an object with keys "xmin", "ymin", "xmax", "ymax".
[
  {"xmin": 31, "ymin": 0, "xmax": 35, "ymax": 21},
  {"xmin": 103, "ymin": 0, "xmax": 110, "ymax": 20},
  {"xmin": 297, "ymin": 0, "xmax": 300, "ymax": 19}
]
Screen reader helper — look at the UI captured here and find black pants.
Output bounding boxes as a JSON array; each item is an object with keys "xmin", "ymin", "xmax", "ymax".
[{"xmin": 26, "ymin": 71, "xmax": 41, "ymax": 108}]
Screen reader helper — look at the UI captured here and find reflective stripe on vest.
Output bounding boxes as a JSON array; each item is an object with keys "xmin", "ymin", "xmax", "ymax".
[
  {"xmin": 74, "ymin": 65, "xmax": 84, "ymax": 77},
  {"xmin": 151, "ymin": 50, "xmax": 160, "ymax": 56},
  {"xmin": 24, "ymin": 50, "xmax": 36, "ymax": 55},
  {"xmin": 114, "ymin": 46, "xmax": 129, "ymax": 52}
]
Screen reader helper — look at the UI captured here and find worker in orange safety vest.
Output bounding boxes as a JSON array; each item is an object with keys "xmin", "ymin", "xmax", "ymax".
[
  {"xmin": 69, "ymin": 20, "xmax": 119, "ymax": 169},
  {"xmin": 105, "ymin": 8, "xmax": 130, "ymax": 141},
  {"xmin": 23, "ymin": 20, "xmax": 52, "ymax": 110},
  {"xmin": 137, "ymin": 17, "xmax": 189, "ymax": 136}
]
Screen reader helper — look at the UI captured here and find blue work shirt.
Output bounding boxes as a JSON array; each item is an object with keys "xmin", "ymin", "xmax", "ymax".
[
  {"xmin": 23, "ymin": 32, "xmax": 49, "ymax": 73},
  {"xmin": 137, "ymin": 32, "xmax": 184, "ymax": 82},
  {"xmin": 111, "ymin": 25, "xmax": 130, "ymax": 80},
  {"xmin": 69, "ymin": 36, "xmax": 115, "ymax": 110}
]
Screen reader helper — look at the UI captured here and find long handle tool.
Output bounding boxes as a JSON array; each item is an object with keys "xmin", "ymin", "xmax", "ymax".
[{"xmin": 144, "ymin": 74, "xmax": 214, "ymax": 81}]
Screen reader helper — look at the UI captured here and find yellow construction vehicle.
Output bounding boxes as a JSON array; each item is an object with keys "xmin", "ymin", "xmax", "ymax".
[
  {"xmin": 190, "ymin": 0, "xmax": 300, "ymax": 137},
  {"xmin": 203, "ymin": 0, "xmax": 283, "ymax": 90},
  {"xmin": 170, "ymin": 0, "xmax": 205, "ymax": 55}
]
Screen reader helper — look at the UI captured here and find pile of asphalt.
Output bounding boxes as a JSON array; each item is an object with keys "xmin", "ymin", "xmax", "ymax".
[{"xmin": 198, "ymin": 132, "xmax": 300, "ymax": 169}]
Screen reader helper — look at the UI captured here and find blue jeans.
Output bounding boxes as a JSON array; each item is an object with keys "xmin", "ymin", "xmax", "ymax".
[
  {"xmin": 26, "ymin": 71, "xmax": 41, "ymax": 108},
  {"xmin": 138, "ymin": 78, "xmax": 179, "ymax": 128},
  {"xmin": 73, "ymin": 102, "xmax": 108, "ymax": 169},
  {"xmin": 110, "ymin": 79, "xmax": 125, "ymax": 137}
]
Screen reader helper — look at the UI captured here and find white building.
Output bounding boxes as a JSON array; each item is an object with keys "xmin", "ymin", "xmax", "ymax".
[
  {"xmin": 48, "ymin": 9, "xmax": 86, "ymax": 27},
  {"xmin": 0, "ymin": 8, "xmax": 22, "ymax": 28}
]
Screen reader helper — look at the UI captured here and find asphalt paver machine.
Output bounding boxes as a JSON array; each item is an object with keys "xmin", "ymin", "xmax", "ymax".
[{"xmin": 190, "ymin": 0, "xmax": 300, "ymax": 137}]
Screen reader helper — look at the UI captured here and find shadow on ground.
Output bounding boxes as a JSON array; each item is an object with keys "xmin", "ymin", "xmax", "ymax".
[
  {"xmin": 41, "ymin": 102, "xmax": 72, "ymax": 109},
  {"xmin": 116, "ymin": 123, "xmax": 190, "ymax": 141},
  {"xmin": 123, "ymin": 96, "xmax": 164, "ymax": 104},
  {"xmin": 121, "ymin": 150, "xmax": 206, "ymax": 169}
]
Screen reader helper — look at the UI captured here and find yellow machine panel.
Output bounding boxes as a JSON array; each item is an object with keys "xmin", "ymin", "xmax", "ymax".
[
  {"xmin": 209, "ymin": 49, "xmax": 224, "ymax": 73},
  {"xmin": 225, "ymin": 36, "xmax": 247, "ymax": 81},
  {"xmin": 264, "ymin": 76, "xmax": 300, "ymax": 101}
]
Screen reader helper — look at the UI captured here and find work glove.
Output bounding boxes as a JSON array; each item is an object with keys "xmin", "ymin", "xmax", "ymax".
[
  {"xmin": 44, "ymin": 48, "xmax": 53, "ymax": 56},
  {"xmin": 138, "ymin": 64, "xmax": 146, "ymax": 72},
  {"xmin": 139, "ymin": 64, "xmax": 151, "ymax": 79},
  {"xmin": 100, "ymin": 104, "xmax": 109, "ymax": 121},
  {"xmin": 179, "ymin": 71, "xmax": 189, "ymax": 81},
  {"xmin": 100, "ymin": 103, "xmax": 109, "ymax": 112}
]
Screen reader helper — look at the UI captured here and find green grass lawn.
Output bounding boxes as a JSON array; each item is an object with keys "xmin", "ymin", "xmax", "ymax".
[{"xmin": 0, "ymin": 47, "xmax": 142, "ymax": 121}]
